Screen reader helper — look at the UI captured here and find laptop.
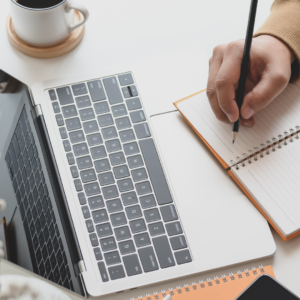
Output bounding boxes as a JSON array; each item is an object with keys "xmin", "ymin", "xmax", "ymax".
[{"xmin": 0, "ymin": 54, "xmax": 276, "ymax": 297}]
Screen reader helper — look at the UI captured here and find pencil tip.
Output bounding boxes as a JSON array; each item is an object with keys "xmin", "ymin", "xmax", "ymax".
[
  {"xmin": 232, "ymin": 132, "xmax": 238, "ymax": 144},
  {"xmin": 232, "ymin": 140, "xmax": 235, "ymax": 144}
]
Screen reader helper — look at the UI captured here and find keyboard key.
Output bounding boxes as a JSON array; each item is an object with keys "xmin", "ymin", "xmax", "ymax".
[
  {"xmin": 123, "ymin": 142, "xmax": 139, "ymax": 156},
  {"xmin": 76, "ymin": 95, "xmax": 91, "ymax": 108},
  {"xmin": 123, "ymin": 254, "xmax": 142, "ymax": 276},
  {"xmin": 140, "ymin": 194, "xmax": 156, "ymax": 209},
  {"xmin": 103, "ymin": 77, "xmax": 123, "ymax": 105},
  {"xmin": 126, "ymin": 98, "xmax": 142, "ymax": 111},
  {"xmin": 119, "ymin": 240, "xmax": 135, "ymax": 255},
  {"xmin": 128, "ymin": 85, "xmax": 138, "ymax": 97},
  {"xmin": 121, "ymin": 191, "xmax": 138, "ymax": 206},
  {"xmin": 122, "ymin": 87, "xmax": 130, "ymax": 98},
  {"xmin": 69, "ymin": 130, "xmax": 85, "ymax": 144},
  {"xmin": 49, "ymin": 89, "xmax": 57, "ymax": 100},
  {"xmin": 90, "ymin": 233, "xmax": 99, "ymax": 247},
  {"xmin": 160, "ymin": 205, "xmax": 178, "ymax": 222},
  {"xmin": 131, "ymin": 168, "xmax": 148, "ymax": 182},
  {"xmin": 92, "ymin": 209, "xmax": 109, "ymax": 224},
  {"xmin": 114, "ymin": 226, "xmax": 131, "ymax": 241},
  {"xmin": 119, "ymin": 129, "xmax": 135, "ymax": 143},
  {"xmin": 96, "ymin": 223, "xmax": 113, "ymax": 238},
  {"xmin": 88, "ymin": 195, "xmax": 104, "ymax": 210},
  {"xmin": 94, "ymin": 158, "xmax": 110, "ymax": 173},
  {"xmin": 110, "ymin": 212, "xmax": 127, "ymax": 227},
  {"xmin": 87, "ymin": 133, "xmax": 103, "ymax": 146},
  {"xmin": 77, "ymin": 155, "xmax": 93, "ymax": 170},
  {"xmin": 139, "ymin": 139, "xmax": 173, "ymax": 205},
  {"xmin": 105, "ymin": 139, "xmax": 121, "ymax": 153},
  {"xmin": 66, "ymin": 152, "xmax": 75, "ymax": 165},
  {"xmin": 94, "ymin": 102, "xmax": 110, "ymax": 115},
  {"xmin": 102, "ymin": 126, "xmax": 118, "ymax": 140},
  {"xmin": 91, "ymin": 146, "xmax": 107, "ymax": 159},
  {"xmin": 74, "ymin": 179, "xmax": 83, "ymax": 191},
  {"xmin": 66, "ymin": 117, "xmax": 81, "ymax": 131},
  {"xmin": 109, "ymin": 152, "xmax": 126, "ymax": 166},
  {"xmin": 108, "ymin": 265, "xmax": 125, "ymax": 280},
  {"xmin": 78, "ymin": 192, "xmax": 87, "ymax": 205},
  {"xmin": 104, "ymin": 251, "xmax": 121, "ymax": 266},
  {"xmin": 138, "ymin": 246, "xmax": 159, "ymax": 272},
  {"xmin": 57, "ymin": 87, "xmax": 74, "ymax": 105},
  {"xmin": 148, "ymin": 222, "xmax": 165, "ymax": 236},
  {"xmin": 98, "ymin": 172, "xmax": 115, "ymax": 186},
  {"xmin": 118, "ymin": 73, "xmax": 133, "ymax": 86},
  {"xmin": 152, "ymin": 235, "xmax": 175, "ymax": 268},
  {"xmin": 59, "ymin": 127, "xmax": 68, "ymax": 139},
  {"xmin": 87, "ymin": 80, "xmax": 106, "ymax": 102},
  {"xmin": 98, "ymin": 114, "xmax": 114, "ymax": 127},
  {"xmin": 73, "ymin": 142, "xmax": 89, "ymax": 157},
  {"xmin": 106, "ymin": 198, "xmax": 123, "ymax": 213},
  {"xmin": 170, "ymin": 235, "xmax": 187, "ymax": 250},
  {"xmin": 174, "ymin": 249, "xmax": 192, "ymax": 265},
  {"xmin": 98, "ymin": 261, "xmax": 109, "ymax": 282},
  {"xmin": 94, "ymin": 247, "xmax": 103, "ymax": 260},
  {"xmin": 134, "ymin": 123, "xmax": 151, "ymax": 139},
  {"xmin": 130, "ymin": 218, "xmax": 146, "ymax": 234},
  {"xmin": 117, "ymin": 178, "xmax": 134, "ymax": 192},
  {"xmin": 80, "ymin": 168, "xmax": 96, "ymax": 183},
  {"xmin": 52, "ymin": 102, "xmax": 60, "ymax": 114},
  {"xmin": 84, "ymin": 182, "xmax": 101, "ymax": 196},
  {"xmin": 102, "ymin": 185, "xmax": 119, "ymax": 199},
  {"xmin": 62, "ymin": 105, "xmax": 78, "ymax": 118},
  {"xmin": 125, "ymin": 205, "xmax": 142, "ymax": 220},
  {"xmin": 127, "ymin": 155, "xmax": 143, "ymax": 169},
  {"xmin": 111, "ymin": 104, "xmax": 127, "ymax": 117},
  {"xmin": 135, "ymin": 181, "xmax": 152, "ymax": 195},
  {"xmin": 79, "ymin": 108, "xmax": 95, "ymax": 121},
  {"xmin": 100, "ymin": 236, "xmax": 117, "ymax": 252},
  {"xmin": 130, "ymin": 110, "xmax": 146, "ymax": 123},
  {"xmin": 83, "ymin": 120, "xmax": 99, "ymax": 134},
  {"xmin": 72, "ymin": 83, "xmax": 88, "ymax": 96},
  {"xmin": 113, "ymin": 165, "xmax": 130, "ymax": 179},
  {"xmin": 86, "ymin": 219, "xmax": 95, "ymax": 233},
  {"xmin": 82, "ymin": 206, "xmax": 91, "ymax": 219},
  {"xmin": 134, "ymin": 232, "xmax": 151, "ymax": 248},
  {"xmin": 56, "ymin": 114, "xmax": 64, "ymax": 126}
]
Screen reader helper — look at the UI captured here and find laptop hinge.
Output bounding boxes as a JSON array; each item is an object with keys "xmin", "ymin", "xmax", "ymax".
[
  {"xmin": 35, "ymin": 104, "xmax": 43, "ymax": 116},
  {"xmin": 78, "ymin": 260, "xmax": 87, "ymax": 273}
]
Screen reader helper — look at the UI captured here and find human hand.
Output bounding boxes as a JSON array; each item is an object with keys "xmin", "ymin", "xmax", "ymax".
[{"xmin": 206, "ymin": 35, "xmax": 295, "ymax": 127}]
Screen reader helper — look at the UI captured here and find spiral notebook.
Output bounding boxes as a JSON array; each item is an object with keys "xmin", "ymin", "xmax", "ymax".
[
  {"xmin": 174, "ymin": 82, "xmax": 300, "ymax": 241},
  {"xmin": 133, "ymin": 265, "xmax": 274, "ymax": 300}
]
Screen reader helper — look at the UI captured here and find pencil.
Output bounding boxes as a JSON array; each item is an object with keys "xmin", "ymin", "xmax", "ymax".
[{"xmin": 232, "ymin": 0, "xmax": 258, "ymax": 144}]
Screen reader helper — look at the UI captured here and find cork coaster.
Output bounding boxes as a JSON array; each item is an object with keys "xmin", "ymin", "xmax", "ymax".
[{"xmin": 6, "ymin": 10, "xmax": 85, "ymax": 59}]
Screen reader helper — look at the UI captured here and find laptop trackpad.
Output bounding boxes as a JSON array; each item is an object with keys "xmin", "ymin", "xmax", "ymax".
[{"xmin": 150, "ymin": 111, "xmax": 275, "ymax": 271}]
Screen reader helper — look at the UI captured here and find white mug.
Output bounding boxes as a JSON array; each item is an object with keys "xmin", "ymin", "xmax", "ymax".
[{"xmin": 10, "ymin": 0, "xmax": 89, "ymax": 47}]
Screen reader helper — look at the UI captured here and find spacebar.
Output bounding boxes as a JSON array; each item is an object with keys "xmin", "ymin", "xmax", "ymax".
[{"xmin": 139, "ymin": 138, "xmax": 173, "ymax": 205}]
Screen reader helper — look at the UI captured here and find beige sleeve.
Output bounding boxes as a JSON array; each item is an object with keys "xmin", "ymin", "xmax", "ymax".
[{"xmin": 254, "ymin": 0, "xmax": 300, "ymax": 81}]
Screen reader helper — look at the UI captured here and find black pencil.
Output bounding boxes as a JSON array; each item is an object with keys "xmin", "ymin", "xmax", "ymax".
[{"xmin": 232, "ymin": 0, "xmax": 258, "ymax": 144}]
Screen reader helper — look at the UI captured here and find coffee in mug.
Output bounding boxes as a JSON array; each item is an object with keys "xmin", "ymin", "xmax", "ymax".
[{"xmin": 10, "ymin": 0, "xmax": 89, "ymax": 47}]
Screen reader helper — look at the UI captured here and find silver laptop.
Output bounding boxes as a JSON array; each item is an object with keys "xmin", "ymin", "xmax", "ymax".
[{"xmin": 1, "ymin": 59, "xmax": 275, "ymax": 297}]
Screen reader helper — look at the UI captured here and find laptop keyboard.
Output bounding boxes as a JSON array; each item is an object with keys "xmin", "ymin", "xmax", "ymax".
[
  {"xmin": 48, "ymin": 73, "xmax": 192, "ymax": 282},
  {"xmin": 5, "ymin": 108, "xmax": 73, "ymax": 291}
]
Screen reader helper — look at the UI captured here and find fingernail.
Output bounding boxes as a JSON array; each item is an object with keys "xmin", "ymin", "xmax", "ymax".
[
  {"xmin": 227, "ymin": 114, "xmax": 236, "ymax": 122},
  {"xmin": 242, "ymin": 107, "xmax": 254, "ymax": 119},
  {"xmin": 241, "ymin": 120, "xmax": 252, "ymax": 127}
]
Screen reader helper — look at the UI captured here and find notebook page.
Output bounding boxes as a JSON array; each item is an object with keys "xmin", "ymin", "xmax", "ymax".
[
  {"xmin": 231, "ymin": 139, "xmax": 300, "ymax": 237},
  {"xmin": 177, "ymin": 83, "xmax": 300, "ymax": 166}
]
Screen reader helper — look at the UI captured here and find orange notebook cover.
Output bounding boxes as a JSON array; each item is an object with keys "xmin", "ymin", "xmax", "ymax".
[
  {"xmin": 135, "ymin": 265, "xmax": 274, "ymax": 300},
  {"xmin": 174, "ymin": 92, "xmax": 300, "ymax": 241}
]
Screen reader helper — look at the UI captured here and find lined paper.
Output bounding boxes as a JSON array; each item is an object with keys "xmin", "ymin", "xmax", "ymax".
[{"xmin": 177, "ymin": 83, "xmax": 300, "ymax": 165}]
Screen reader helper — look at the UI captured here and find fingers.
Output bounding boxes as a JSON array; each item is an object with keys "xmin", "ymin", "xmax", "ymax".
[{"xmin": 241, "ymin": 70, "xmax": 289, "ymax": 119}]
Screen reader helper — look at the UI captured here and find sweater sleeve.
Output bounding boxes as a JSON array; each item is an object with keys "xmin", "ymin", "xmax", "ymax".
[{"xmin": 254, "ymin": 0, "xmax": 300, "ymax": 81}]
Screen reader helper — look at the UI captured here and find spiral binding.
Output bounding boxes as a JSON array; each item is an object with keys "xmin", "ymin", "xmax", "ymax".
[
  {"xmin": 231, "ymin": 126, "xmax": 300, "ymax": 170},
  {"xmin": 127, "ymin": 266, "xmax": 266, "ymax": 300}
]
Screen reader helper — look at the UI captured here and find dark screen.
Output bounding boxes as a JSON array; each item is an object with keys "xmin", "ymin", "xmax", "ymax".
[
  {"xmin": 237, "ymin": 276, "xmax": 299, "ymax": 300},
  {"xmin": 16, "ymin": 0, "xmax": 63, "ymax": 9}
]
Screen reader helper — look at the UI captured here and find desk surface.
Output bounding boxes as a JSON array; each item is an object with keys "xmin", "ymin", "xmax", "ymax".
[{"xmin": 1, "ymin": 0, "xmax": 300, "ymax": 299}]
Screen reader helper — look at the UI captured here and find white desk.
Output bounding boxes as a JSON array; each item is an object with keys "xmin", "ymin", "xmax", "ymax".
[{"xmin": 1, "ymin": 0, "xmax": 300, "ymax": 299}]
